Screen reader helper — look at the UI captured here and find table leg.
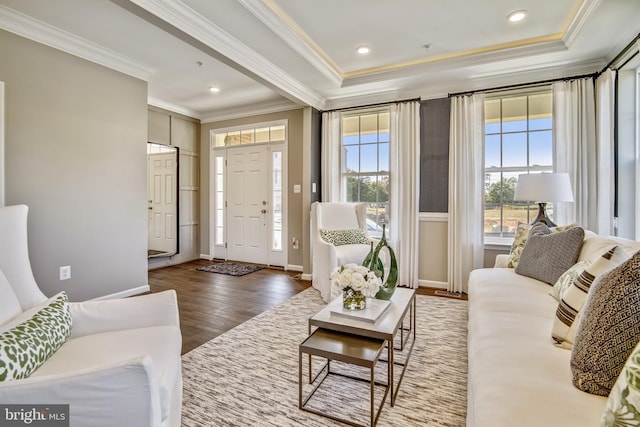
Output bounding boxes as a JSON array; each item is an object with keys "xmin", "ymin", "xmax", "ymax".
[{"xmin": 389, "ymin": 339, "xmax": 395, "ymax": 406}]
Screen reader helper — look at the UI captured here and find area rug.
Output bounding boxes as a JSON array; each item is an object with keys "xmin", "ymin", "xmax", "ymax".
[
  {"xmin": 181, "ymin": 288, "xmax": 468, "ymax": 426},
  {"xmin": 196, "ymin": 262, "xmax": 264, "ymax": 276}
]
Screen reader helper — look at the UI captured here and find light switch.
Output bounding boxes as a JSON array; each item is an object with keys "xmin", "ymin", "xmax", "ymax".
[
  {"xmin": 312, "ymin": 182, "xmax": 317, "ymax": 193},
  {"xmin": 293, "ymin": 184, "xmax": 301, "ymax": 193}
]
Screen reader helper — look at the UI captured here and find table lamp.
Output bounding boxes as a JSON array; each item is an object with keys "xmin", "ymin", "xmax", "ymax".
[{"xmin": 513, "ymin": 173, "xmax": 574, "ymax": 227}]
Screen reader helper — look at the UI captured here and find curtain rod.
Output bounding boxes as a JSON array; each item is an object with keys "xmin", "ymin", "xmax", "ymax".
[
  {"xmin": 449, "ymin": 34, "xmax": 640, "ymax": 98},
  {"xmin": 602, "ymin": 33, "xmax": 639, "ymax": 72},
  {"xmin": 321, "ymin": 97, "xmax": 421, "ymax": 114},
  {"xmin": 448, "ymin": 72, "xmax": 597, "ymax": 98}
]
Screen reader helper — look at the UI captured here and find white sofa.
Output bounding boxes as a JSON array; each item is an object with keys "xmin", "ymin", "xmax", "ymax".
[
  {"xmin": 0, "ymin": 205, "xmax": 183, "ymax": 427},
  {"xmin": 467, "ymin": 231, "xmax": 640, "ymax": 427}
]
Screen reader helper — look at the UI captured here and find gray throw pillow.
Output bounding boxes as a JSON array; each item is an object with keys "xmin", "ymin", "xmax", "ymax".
[
  {"xmin": 515, "ymin": 223, "xmax": 585, "ymax": 285},
  {"xmin": 570, "ymin": 251, "xmax": 640, "ymax": 396}
]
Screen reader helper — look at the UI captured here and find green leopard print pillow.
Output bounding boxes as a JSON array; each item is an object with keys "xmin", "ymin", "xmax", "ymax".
[
  {"xmin": 0, "ymin": 292, "xmax": 72, "ymax": 382},
  {"xmin": 602, "ymin": 338, "xmax": 640, "ymax": 426},
  {"xmin": 320, "ymin": 229, "xmax": 369, "ymax": 246}
]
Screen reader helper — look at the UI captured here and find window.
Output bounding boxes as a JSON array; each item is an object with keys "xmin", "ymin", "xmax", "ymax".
[
  {"xmin": 484, "ymin": 90, "xmax": 553, "ymax": 243},
  {"xmin": 341, "ymin": 109, "xmax": 390, "ymax": 237},
  {"xmin": 213, "ymin": 124, "xmax": 285, "ymax": 147}
]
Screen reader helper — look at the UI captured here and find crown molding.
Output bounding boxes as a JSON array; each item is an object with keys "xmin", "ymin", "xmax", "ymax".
[
  {"xmin": 200, "ymin": 98, "xmax": 300, "ymax": 123},
  {"xmin": 239, "ymin": 0, "xmax": 343, "ymax": 87},
  {"xmin": 469, "ymin": 57, "xmax": 604, "ymax": 80},
  {"xmin": 563, "ymin": 0, "xmax": 602, "ymax": 47},
  {"xmin": 341, "ymin": 38, "xmax": 568, "ymax": 87},
  {"xmin": 128, "ymin": 0, "xmax": 325, "ymax": 110},
  {"xmin": 147, "ymin": 97, "xmax": 202, "ymax": 119},
  {"xmin": 0, "ymin": 5, "xmax": 154, "ymax": 81}
]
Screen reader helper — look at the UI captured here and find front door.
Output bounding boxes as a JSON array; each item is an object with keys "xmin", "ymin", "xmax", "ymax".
[
  {"xmin": 226, "ymin": 145, "xmax": 269, "ymax": 264},
  {"xmin": 148, "ymin": 151, "xmax": 177, "ymax": 255}
]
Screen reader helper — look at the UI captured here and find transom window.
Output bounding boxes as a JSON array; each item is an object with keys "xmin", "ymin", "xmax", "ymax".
[
  {"xmin": 341, "ymin": 109, "xmax": 390, "ymax": 237},
  {"xmin": 484, "ymin": 89, "xmax": 553, "ymax": 242},
  {"xmin": 213, "ymin": 124, "xmax": 285, "ymax": 147}
]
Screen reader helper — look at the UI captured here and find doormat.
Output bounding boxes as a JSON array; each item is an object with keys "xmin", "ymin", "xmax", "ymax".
[{"xmin": 196, "ymin": 262, "xmax": 264, "ymax": 277}]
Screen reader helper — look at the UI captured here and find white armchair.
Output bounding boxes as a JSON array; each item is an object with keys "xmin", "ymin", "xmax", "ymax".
[
  {"xmin": 310, "ymin": 202, "xmax": 373, "ymax": 302},
  {"xmin": 0, "ymin": 205, "xmax": 182, "ymax": 427}
]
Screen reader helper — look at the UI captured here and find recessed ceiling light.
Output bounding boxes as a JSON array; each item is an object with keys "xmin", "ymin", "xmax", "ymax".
[
  {"xmin": 209, "ymin": 87, "xmax": 220, "ymax": 93},
  {"xmin": 508, "ymin": 10, "xmax": 527, "ymax": 22},
  {"xmin": 356, "ymin": 46, "xmax": 370, "ymax": 55}
]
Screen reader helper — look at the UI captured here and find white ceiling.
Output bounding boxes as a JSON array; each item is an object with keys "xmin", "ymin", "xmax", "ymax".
[{"xmin": 1, "ymin": 0, "xmax": 639, "ymax": 122}]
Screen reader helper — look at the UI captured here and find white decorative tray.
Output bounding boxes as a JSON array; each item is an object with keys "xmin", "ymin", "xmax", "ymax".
[{"xmin": 330, "ymin": 298, "xmax": 391, "ymax": 323}]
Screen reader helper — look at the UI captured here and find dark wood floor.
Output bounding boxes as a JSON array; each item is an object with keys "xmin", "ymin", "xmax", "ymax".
[{"xmin": 148, "ymin": 259, "xmax": 466, "ymax": 355}]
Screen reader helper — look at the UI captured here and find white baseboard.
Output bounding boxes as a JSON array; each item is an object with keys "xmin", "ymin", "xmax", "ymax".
[
  {"xmin": 300, "ymin": 273, "xmax": 312, "ymax": 281},
  {"xmin": 91, "ymin": 285, "xmax": 150, "ymax": 301},
  {"xmin": 287, "ymin": 264, "xmax": 303, "ymax": 272},
  {"xmin": 200, "ymin": 253, "xmax": 213, "ymax": 260},
  {"xmin": 418, "ymin": 279, "xmax": 448, "ymax": 289}
]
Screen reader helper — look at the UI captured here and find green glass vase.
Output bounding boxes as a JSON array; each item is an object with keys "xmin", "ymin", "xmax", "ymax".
[{"xmin": 362, "ymin": 224, "xmax": 398, "ymax": 300}]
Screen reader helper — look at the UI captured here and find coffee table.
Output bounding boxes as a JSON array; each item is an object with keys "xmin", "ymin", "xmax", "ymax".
[{"xmin": 308, "ymin": 287, "xmax": 417, "ymax": 406}]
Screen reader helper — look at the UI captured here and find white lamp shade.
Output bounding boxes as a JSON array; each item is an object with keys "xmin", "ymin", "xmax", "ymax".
[{"xmin": 513, "ymin": 173, "xmax": 574, "ymax": 202}]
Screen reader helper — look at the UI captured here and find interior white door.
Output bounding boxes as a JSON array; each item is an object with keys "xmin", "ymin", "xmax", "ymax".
[
  {"xmin": 226, "ymin": 145, "xmax": 269, "ymax": 264},
  {"xmin": 148, "ymin": 152, "xmax": 176, "ymax": 254}
]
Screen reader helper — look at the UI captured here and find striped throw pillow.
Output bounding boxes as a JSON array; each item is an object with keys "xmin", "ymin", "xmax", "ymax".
[{"xmin": 552, "ymin": 246, "xmax": 628, "ymax": 349}]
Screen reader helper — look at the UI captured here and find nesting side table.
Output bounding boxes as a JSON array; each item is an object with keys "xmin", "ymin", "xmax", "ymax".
[{"xmin": 298, "ymin": 328, "xmax": 389, "ymax": 427}]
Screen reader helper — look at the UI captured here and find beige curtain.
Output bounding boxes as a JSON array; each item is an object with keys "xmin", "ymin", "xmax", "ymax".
[
  {"xmin": 321, "ymin": 111, "xmax": 342, "ymax": 201},
  {"xmin": 553, "ymin": 78, "xmax": 597, "ymax": 230},
  {"xmin": 389, "ymin": 101, "xmax": 421, "ymax": 288},
  {"xmin": 448, "ymin": 94, "xmax": 485, "ymax": 294},
  {"xmin": 595, "ymin": 69, "xmax": 616, "ymax": 236}
]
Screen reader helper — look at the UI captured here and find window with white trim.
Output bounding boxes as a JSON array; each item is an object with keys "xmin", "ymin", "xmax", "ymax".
[
  {"xmin": 341, "ymin": 109, "xmax": 390, "ymax": 238},
  {"xmin": 484, "ymin": 89, "xmax": 553, "ymax": 243}
]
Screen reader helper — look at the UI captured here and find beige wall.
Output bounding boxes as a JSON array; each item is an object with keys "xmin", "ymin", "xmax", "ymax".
[
  {"xmin": 418, "ymin": 217, "xmax": 448, "ymax": 286},
  {"xmin": 0, "ymin": 30, "xmax": 148, "ymax": 301},
  {"xmin": 418, "ymin": 214, "xmax": 510, "ymax": 289},
  {"xmin": 200, "ymin": 109, "xmax": 306, "ymax": 270},
  {"xmin": 147, "ymin": 107, "xmax": 201, "ymax": 269}
]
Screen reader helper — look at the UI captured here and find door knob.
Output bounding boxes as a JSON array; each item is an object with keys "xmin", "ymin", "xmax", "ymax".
[{"xmin": 261, "ymin": 209, "xmax": 267, "ymax": 214}]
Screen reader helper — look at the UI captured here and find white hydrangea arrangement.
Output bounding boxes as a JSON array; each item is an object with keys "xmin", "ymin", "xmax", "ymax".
[{"xmin": 330, "ymin": 263, "xmax": 382, "ymax": 297}]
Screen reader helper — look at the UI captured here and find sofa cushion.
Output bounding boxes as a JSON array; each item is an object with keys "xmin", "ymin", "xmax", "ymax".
[
  {"xmin": 32, "ymin": 325, "xmax": 182, "ymax": 422},
  {"xmin": 515, "ymin": 223, "xmax": 585, "ymax": 285},
  {"xmin": 571, "ymin": 251, "xmax": 640, "ymax": 396},
  {"xmin": 551, "ymin": 246, "xmax": 628, "ymax": 349},
  {"xmin": 550, "ymin": 259, "xmax": 591, "ymax": 302},
  {"xmin": 507, "ymin": 223, "xmax": 576, "ymax": 268},
  {"xmin": 601, "ymin": 339, "xmax": 640, "ymax": 426},
  {"xmin": 0, "ymin": 292, "xmax": 71, "ymax": 382},
  {"xmin": 320, "ymin": 228, "xmax": 369, "ymax": 246},
  {"xmin": 468, "ymin": 268, "xmax": 607, "ymax": 427},
  {"xmin": 0, "ymin": 268, "xmax": 21, "ymax": 326}
]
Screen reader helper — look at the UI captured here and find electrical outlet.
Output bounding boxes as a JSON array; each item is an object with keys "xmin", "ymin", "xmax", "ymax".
[
  {"xmin": 292, "ymin": 238, "xmax": 299, "ymax": 249},
  {"xmin": 59, "ymin": 265, "xmax": 71, "ymax": 281}
]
